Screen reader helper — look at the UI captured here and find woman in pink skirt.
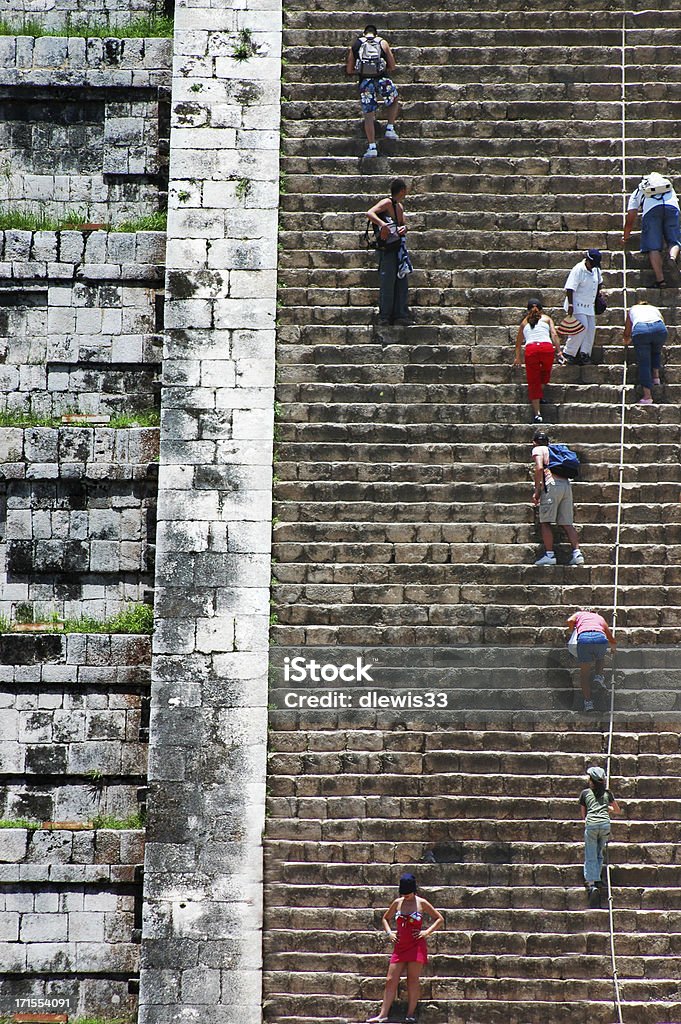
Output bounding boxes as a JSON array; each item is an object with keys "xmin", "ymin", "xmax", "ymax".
[{"xmin": 367, "ymin": 873, "xmax": 444, "ymax": 1024}]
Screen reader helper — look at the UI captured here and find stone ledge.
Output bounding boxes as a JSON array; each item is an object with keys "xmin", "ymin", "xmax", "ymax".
[
  {"xmin": 0, "ymin": 35, "xmax": 172, "ymax": 78},
  {"xmin": 0, "ymin": 230, "xmax": 166, "ymax": 271},
  {"xmin": 0, "ymin": 426, "xmax": 160, "ymax": 473},
  {"xmin": 0, "ymin": 827, "xmax": 144, "ymax": 865}
]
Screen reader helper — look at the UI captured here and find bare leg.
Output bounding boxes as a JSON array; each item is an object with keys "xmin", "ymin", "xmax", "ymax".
[
  {"xmin": 363, "ymin": 111, "xmax": 376, "ymax": 144},
  {"xmin": 540, "ymin": 523, "xmax": 554, "ymax": 552},
  {"xmin": 641, "ymin": 386, "xmax": 652, "ymax": 401},
  {"xmin": 531, "ymin": 398, "xmax": 541, "ymax": 417},
  {"xmin": 648, "ymin": 249, "xmax": 665, "ymax": 283},
  {"xmin": 377, "ymin": 962, "xmax": 405, "ymax": 1018},
  {"xmin": 561, "ymin": 524, "xmax": 580, "ymax": 551},
  {"xmin": 580, "ymin": 663, "xmax": 592, "ymax": 702},
  {"xmin": 386, "ymin": 98, "xmax": 399, "ymax": 125},
  {"xmin": 406, "ymin": 962, "xmax": 423, "ymax": 1016},
  {"xmin": 670, "ymin": 244, "xmax": 680, "ymax": 262}
]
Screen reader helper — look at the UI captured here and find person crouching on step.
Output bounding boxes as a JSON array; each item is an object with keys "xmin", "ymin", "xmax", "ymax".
[
  {"xmin": 579, "ymin": 766, "xmax": 621, "ymax": 900},
  {"xmin": 566, "ymin": 607, "xmax": 617, "ymax": 712},
  {"xmin": 366, "ymin": 873, "xmax": 443, "ymax": 1024}
]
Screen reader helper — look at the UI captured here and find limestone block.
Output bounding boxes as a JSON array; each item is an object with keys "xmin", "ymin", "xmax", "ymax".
[
  {"xmin": 4, "ymin": 230, "xmax": 31, "ymax": 260},
  {"xmin": 0, "ymin": 829, "xmax": 28, "ymax": 863},
  {"xmin": 33, "ymin": 36, "xmax": 68, "ymax": 66},
  {"xmin": 21, "ymin": 913, "xmax": 68, "ymax": 942}
]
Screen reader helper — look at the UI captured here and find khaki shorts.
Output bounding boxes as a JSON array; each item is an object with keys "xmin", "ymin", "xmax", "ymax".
[{"xmin": 539, "ymin": 477, "xmax": 574, "ymax": 525}]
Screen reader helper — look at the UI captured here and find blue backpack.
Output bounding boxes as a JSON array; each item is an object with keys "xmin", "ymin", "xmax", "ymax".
[{"xmin": 547, "ymin": 444, "xmax": 580, "ymax": 480}]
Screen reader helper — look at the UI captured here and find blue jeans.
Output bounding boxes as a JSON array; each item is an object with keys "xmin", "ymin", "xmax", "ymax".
[
  {"xmin": 632, "ymin": 322, "xmax": 666, "ymax": 389},
  {"xmin": 378, "ymin": 249, "xmax": 409, "ymax": 321},
  {"xmin": 640, "ymin": 204, "xmax": 681, "ymax": 252},
  {"xmin": 584, "ymin": 823, "xmax": 610, "ymax": 883}
]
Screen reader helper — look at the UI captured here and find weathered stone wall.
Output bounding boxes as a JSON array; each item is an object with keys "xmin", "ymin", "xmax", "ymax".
[
  {"xmin": 0, "ymin": 826, "xmax": 144, "ymax": 1015},
  {"xmin": 140, "ymin": 0, "xmax": 281, "ymax": 1019},
  {"xmin": 0, "ymin": 1, "xmax": 162, "ymax": 30},
  {"xmin": 0, "ymin": 632, "xmax": 150, "ymax": 820},
  {"xmin": 0, "ymin": 230, "xmax": 165, "ymax": 418},
  {"xmin": 0, "ymin": 38, "xmax": 171, "ymax": 222}
]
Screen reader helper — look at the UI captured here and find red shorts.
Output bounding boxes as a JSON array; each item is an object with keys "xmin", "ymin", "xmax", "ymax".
[{"xmin": 524, "ymin": 341, "xmax": 555, "ymax": 400}]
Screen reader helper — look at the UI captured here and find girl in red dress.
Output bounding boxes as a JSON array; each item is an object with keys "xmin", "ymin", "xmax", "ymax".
[{"xmin": 367, "ymin": 873, "xmax": 444, "ymax": 1023}]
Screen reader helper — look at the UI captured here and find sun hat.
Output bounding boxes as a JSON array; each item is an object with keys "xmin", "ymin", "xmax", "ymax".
[
  {"xmin": 587, "ymin": 766, "xmax": 607, "ymax": 783},
  {"xmin": 556, "ymin": 316, "xmax": 585, "ymax": 337}
]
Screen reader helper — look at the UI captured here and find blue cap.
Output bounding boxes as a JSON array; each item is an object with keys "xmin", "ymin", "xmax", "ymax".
[
  {"xmin": 587, "ymin": 766, "xmax": 606, "ymax": 782},
  {"xmin": 586, "ymin": 249, "xmax": 602, "ymax": 266},
  {"xmin": 399, "ymin": 873, "xmax": 416, "ymax": 894}
]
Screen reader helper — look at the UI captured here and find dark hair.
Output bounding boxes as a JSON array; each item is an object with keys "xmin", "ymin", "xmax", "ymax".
[
  {"xmin": 364, "ymin": 23, "xmax": 378, "ymax": 35},
  {"xmin": 591, "ymin": 778, "xmax": 607, "ymax": 799},
  {"xmin": 399, "ymin": 873, "xmax": 416, "ymax": 895},
  {"xmin": 391, "ymin": 178, "xmax": 407, "ymax": 197},
  {"xmin": 533, "ymin": 430, "xmax": 549, "ymax": 445},
  {"xmin": 527, "ymin": 298, "xmax": 543, "ymax": 310}
]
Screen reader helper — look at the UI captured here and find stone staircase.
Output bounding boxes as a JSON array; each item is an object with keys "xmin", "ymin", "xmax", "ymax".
[
  {"xmin": 265, "ymin": 715, "xmax": 681, "ymax": 1024},
  {"xmin": 265, "ymin": 1, "xmax": 681, "ymax": 1022}
]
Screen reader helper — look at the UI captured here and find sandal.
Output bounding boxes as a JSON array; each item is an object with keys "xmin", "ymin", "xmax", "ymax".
[{"xmin": 655, "ymin": 279, "xmax": 667, "ymax": 289}]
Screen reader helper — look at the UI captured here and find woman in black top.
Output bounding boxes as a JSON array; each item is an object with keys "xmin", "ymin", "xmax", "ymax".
[{"xmin": 579, "ymin": 766, "xmax": 621, "ymax": 896}]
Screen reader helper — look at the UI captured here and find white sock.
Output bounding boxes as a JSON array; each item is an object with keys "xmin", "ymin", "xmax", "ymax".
[
  {"xmin": 387, "ymin": 123, "xmax": 394, "ymax": 130},
  {"xmin": 545, "ymin": 551, "xmax": 555, "ymax": 558},
  {"xmin": 573, "ymin": 548, "xmax": 582, "ymax": 556},
  {"xmin": 366, "ymin": 141, "xmax": 377, "ymax": 148}
]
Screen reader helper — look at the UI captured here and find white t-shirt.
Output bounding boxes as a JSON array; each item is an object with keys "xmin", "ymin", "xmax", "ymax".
[
  {"xmin": 629, "ymin": 303, "xmax": 664, "ymax": 328},
  {"xmin": 523, "ymin": 316, "xmax": 553, "ymax": 347},
  {"xmin": 627, "ymin": 185, "xmax": 680, "ymax": 218},
  {"xmin": 563, "ymin": 260, "xmax": 603, "ymax": 314},
  {"xmin": 532, "ymin": 444, "xmax": 555, "ymax": 487}
]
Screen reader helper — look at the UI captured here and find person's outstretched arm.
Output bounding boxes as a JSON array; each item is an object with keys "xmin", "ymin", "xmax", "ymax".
[
  {"xmin": 381, "ymin": 899, "xmax": 399, "ymax": 942},
  {"xmin": 345, "ymin": 46, "xmax": 356, "ymax": 75},
  {"xmin": 382, "ymin": 40, "xmax": 396, "ymax": 72},
  {"xmin": 622, "ymin": 208, "xmax": 638, "ymax": 243}
]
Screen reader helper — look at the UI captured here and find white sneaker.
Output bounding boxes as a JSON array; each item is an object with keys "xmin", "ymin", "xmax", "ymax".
[
  {"xmin": 593, "ymin": 674, "xmax": 608, "ymax": 692},
  {"xmin": 363, "ymin": 144, "xmax": 378, "ymax": 158},
  {"xmin": 570, "ymin": 551, "xmax": 585, "ymax": 565},
  {"xmin": 384, "ymin": 126, "xmax": 399, "ymax": 140},
  {"xmin": 534, "ymin": 553, "xmax": 557, "ymax": 566}
]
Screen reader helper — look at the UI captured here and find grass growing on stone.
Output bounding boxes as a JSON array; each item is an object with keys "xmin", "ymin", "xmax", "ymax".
[
  {"xmin": 0, "ymin": 818, "xmax": 42, "ymax": 828},
  {"xmin": 0, "ymin": 207, "xmax": 88, "ymax": 231},
  {"xmin": 0, "ymin": 409, "xmax": 160, "ymax": 428},
  {"xmin": 108, "ymin": 410, "xmax": 161, "ymax": 428},
  {"xmin": 0, "ymin": 14, "xmax": 173, "ymax": 36},
  {"xmin": 112, "ymin": 211, "xmax": 167, "ymax": 233},
  {"xmin": 231, "ymin": 27, "xmax": 257, "ymax": 60},
  {"xmin": 92, "ymin": 812, "xmax": 145, "ymax": 829},
  {"xmin": 62, "ymin": 603, "xmax": 154, "ymax": 634},
  {"xmin": 0, "ymin": 410, "xmax": 58, "ymax": 427}
]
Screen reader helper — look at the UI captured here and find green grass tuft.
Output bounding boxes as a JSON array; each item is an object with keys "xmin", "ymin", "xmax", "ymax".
[
  {"xmin": 62, "ymin": 602, "xmax": 154, "ymax": 634},
  {"xmin": 0, "ymin": 818, "xmax": 41, "ymax": 829},
  {"xmin": 0, "ymin": 14, "xmax": 173, "ymax": 37},
  {"xmin": 0, "ymin": 207, "xmax": 88, "ymax": 231},
  {"xmin": 92, "ymin": 812, "xmax": 145, "ymax": 829},
  {"xmin": 108, "ymin": 410, "xmax": 160, "ymax": 428},
  {"xmin": 112, "ymin": 211, "xmax": 167, "ymax": 233}
]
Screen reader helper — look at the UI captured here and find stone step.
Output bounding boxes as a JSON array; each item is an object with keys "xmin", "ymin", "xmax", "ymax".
[
  {"xmin": 275, "ymin": 458, "xmax": 681, "ymax": 485},
  {"xmin": 263, "ymin": 923, "xmax": 681, "ymax": 957},
  {"xmin": 271, "ymin": 624, "xmax": 681, "ymax": 646},
  {"xmin": 270, "ymin": 1006, "xmax": 680, "ymax": 1024},
  {"xmin": 275, "ymin": 381, "xmax": 681, "ymax": 407},
  {"xmin": 267, "ymin": 723, "xmax": 681, "ymax": 749},
  {"xmin": 276, "ymin": 421, "xmax": 681, "ymax": 444},
  {"xmin": 266, "ymin": 858, "xmax": 681, "ymax": 889},
  {"xmin": 273, "ymin": 601, "xmax": 681, "ymax": 629},
  {"xmin": 265, "ymin": 949, "xmax": 681, "ymax": 982},
  {"xmin": 285, "ymin": 27, "xmax": 625, "ymax": 44},
  {"xmin": 284, "ymin": 9, "xmax": 676, "ymax": 29},
  {"xmin": 267, "ymin": 768, "xmax": 681, "ymax": 797},
  {"xmin": 265, "ymin": 790, "xmax": 680, "ymax": 820},
  {"xmin": 264, "ymin": 903, "xmax": 681, "ymax": 936},
  {"xmin": 274, "ymin": 441, "xmax": 681, "ymax": 467}
]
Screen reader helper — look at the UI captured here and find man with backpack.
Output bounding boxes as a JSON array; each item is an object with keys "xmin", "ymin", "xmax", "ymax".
[
  {"xmin": 366, "ymin": 178, "xmax": 412, "ymax": 326},
  {"xmin": 346, "ymin": 24, "xmax": 399, "ymax": 159},
  {"xmin": 531, "ymin": 430, "xmax": 584, "ymax": 566},
  {"xmin": 622, "ymin": 172, "xmax": 681, "ymax": 288}
]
